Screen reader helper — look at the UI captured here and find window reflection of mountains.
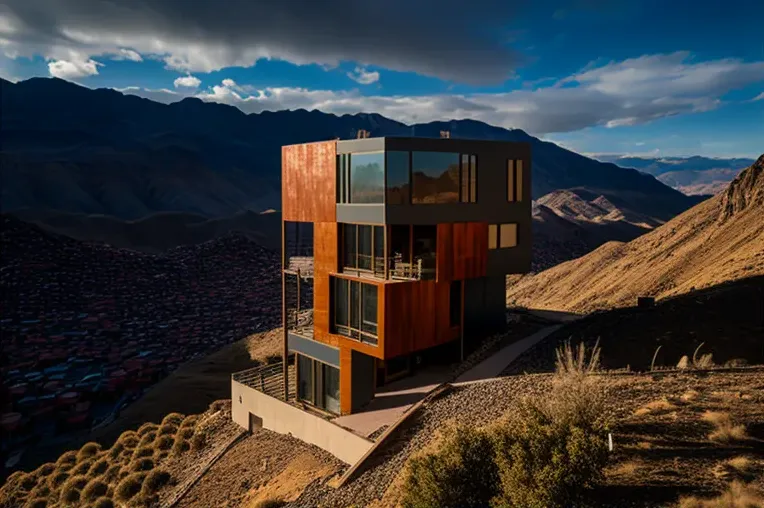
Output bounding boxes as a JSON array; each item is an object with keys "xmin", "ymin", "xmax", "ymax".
[{"xmin": 389, "ymin": 165, "xmax": 461, "ymax": 204}]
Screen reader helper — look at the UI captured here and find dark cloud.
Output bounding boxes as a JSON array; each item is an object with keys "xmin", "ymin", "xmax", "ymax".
[{"xmin": 0, "ymin": 0, "xmax": 527, "ymax": 84}]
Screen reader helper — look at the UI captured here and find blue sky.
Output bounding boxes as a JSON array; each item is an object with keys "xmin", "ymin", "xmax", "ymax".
[{"xmin": 1, "ymin": 0, "xmax": 762, "ymax": 158}]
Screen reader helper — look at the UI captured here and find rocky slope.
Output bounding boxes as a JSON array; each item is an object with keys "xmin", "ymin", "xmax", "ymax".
[{"xmin": 507, "ymin": 155, "xmax": 764, "ymax": 313}]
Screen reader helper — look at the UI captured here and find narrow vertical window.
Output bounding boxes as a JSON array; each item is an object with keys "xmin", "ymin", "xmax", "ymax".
[
  {"xmin": 507, "ymin": 159, "xmax": 523, "ymax": 202},
  {"xmin": 469, "ymin": 155, "xmax": 477, "ymax": 203},
  {"xmin": 507, "ymin": 159, "xmax": 515, "ymax": 202},
  {"xmin": 488, "ymin": 224, "xmax": 498, "ymax": 250},
  {"xmin": 516, "ymin": 159, "xmax": 523, "ymax": 202}
]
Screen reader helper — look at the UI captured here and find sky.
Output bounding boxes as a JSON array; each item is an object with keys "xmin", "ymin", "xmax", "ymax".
[{"xmin": 1, "ymin": 0, "xmax": 763, "ymax": 158}]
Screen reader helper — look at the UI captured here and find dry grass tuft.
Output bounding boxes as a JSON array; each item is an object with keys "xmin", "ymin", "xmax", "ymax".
[
  {"xmin": 680, "ymin": 390, "xmax": 700, "ymax": 403},
  {"xmin": 678, "ymin": 481, "xmax": 764, "ymax": 507},
  {"xmin": 634, "ymin": 398, "xmax": 676, "ymax": 417},
  {"xmin": 712, "ymin": 456, "xmax": 757, "ymax": 481},
  {"xmin": 77, "ymin": 442, "xmax": 102, "ymax": 462},
  {"xmin": 702, "ymin": 412, "xmax": 749, "ymax": 443},
  {"xmin": 609, "ymin": 460, "xmax": 641, "ymax": 477},
  {"xmin": 162, "ymin": 413, "xmax": 185, "ymax": 426},
  {"xmin": 137, "ymin": 422, "xmax": 159, "ymax": 436}
]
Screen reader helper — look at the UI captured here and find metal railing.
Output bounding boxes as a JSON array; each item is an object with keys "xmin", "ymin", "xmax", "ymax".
[{"xmin": 232, "ymin": 361, "xmax": 295, "ymax": 401}]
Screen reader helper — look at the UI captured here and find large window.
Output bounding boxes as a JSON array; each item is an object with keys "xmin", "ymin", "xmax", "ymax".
[
  {"xmin": 411, "ymin": 151, "xmax": 460, "ymax": 204},
  {"xmin": 297, "ymin": 354, "xmax": 314, "ymax": 404},
  {"xmin": 297, "ymin": 354, "xmax": 341, "ymax": 414},
  {"xmin": 341, "ymin": 224, "xmax": 385, "ymax": 276},
  {"xmin": 332, "ymin": 277, "xmax": 378, "ymax": 345},
  {"xmin": 386, "ymin": 151, "xmax": 410, "ymax": 204},
  {"xmin": 488, "ymin": 223, "xmax": 518, "ymax": 249},
  {"xmin": 507, "ymin": 159, "xmax": 524, "ymax": 202},
  {"xmin": 460, "ymin": 154, "xmax": 477, "ymax": 203},
  {"xmin": 337, "ymin": 151, "xmax": 385, "ymax": 204}
]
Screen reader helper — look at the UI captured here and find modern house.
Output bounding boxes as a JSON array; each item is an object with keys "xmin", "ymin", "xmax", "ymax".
[{"xmin": 276, "ymin": 135, "xmax": 533, "ymax": 416}]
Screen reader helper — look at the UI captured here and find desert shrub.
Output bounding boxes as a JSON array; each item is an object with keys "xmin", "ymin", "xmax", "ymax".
[
  {"xmin": 142, "ymin": 469, "xmax": 171, "ymax": 495},
  {"xmin": 71, "ymin": 458, "xmax": 95, "ymax": 475},
  {"xmin": 28, "ymin": 483, "xmax": 51, "ymax": 499},
  {"xmin": 702, "ymin": 412, "xmax": 749, "ymax": 443},
  {"xmin": 17, "ymin": 473, "xmax": 38, "ymax": 491},
  {"xmin": 61, "ymin": 474, "xmax": 89, "ymax": 492},
  {"xmin": 137, "ymin": 422, "xmax": 159, "ymax": 436},
  {"xmin": 47, "ymin": 470, "xmax": 69, "ymax": 489},
  {"xmin": 107, "ymin": 442, "xmax": 125, "ymax": 460},
  {"xmin": 180, "ymin": 415, "xmax": 199, "ymax": 428},
  {"xmin": 724, "ymin": 358, "xmax": 748, "ymax": 368},
  {"xmin": 191, "ymin": 430, "xmax": 208, "ymax": 451},
  {"xmin": 114, "ymin": 472, "xmax": 146, "ymax": 502},
  {"xmin": 132, "ymin": 492, "xmax": 159, "ymax": 507},
  {"xmin": 129, "ymin": 458, "xmax": 154, "ymax": 473},
  {"xmin": 138, "ymin": 431, "xmax": 158, "ymax": 447},
  {"xmin": 93, "ymin": 496, "xmax": 115, "ymax": 508},
  {"xmin": 162, "ymin": 413, "xmax": 185, "ymax": 426},
  {"xmin": 81, "ymin": 479, "xmax": 109, "ymax": 502},
  {"xmin": 0, "ymin": 471, "xmax": 35, "ymax": 507},
  {"xmin": 153, "ymin": 450, "xmax": 170, "ymax": 462},
  {"xmin": 157, "ymin": 423, "xmax": 178, "ymax": 437},
  {"xmin": 255, "ymin": 499, "xmax": 287, "ymax": 508},
  {"xmin": 490, "ymin": 342, "xmax": 610, "ymax": 508},
  {"xmin": 117, "ymin": 431, "xmax": 139, "ymax": 450},
  {"xmin": 77, "ymin": 442, "xmax": 102, "ymax": 462},
  {"xmin": 88, "ymin": 457, "xmax": 110, "ymax": 477},
  {"xmin": 678, "ymin": 481, "xmax": 764, "ymax": 507},
  {"xmin": 172, "ymin": 436, "xmax": 191, "ymax": 455},
  {"xmin": 401, "ymin": 424, "xmax": 499, "ymax": 508},
  {"xmin": 178, "ymin": 427, "xmax": 195, "ymax": 440},
  {"xmin": 133, "ymin": 446, "xmax": 154, "ymax": 460},
  {"xmin": 33, "ymin": 463, "xmax": 55, "ymax": 478},
  {"xmin": 56, "ymin": 450, "xmax": 78, "ymax": 470},
  {"xmin": 154, "ymin": 435, "xmax": 174, "ymax": 451},
  {"xmin": 102, "ymin": 464, "xmax": 122, "ymax": 484}
]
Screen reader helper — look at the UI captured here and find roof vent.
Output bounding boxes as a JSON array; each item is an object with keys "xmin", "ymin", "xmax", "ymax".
[
  {"xmin": 440, "ymin": 130, "xmax": 451, "ymax": 139},
  {"xmin": 356, "ymin": 129, "xmax": 370, "ymax": 139}
]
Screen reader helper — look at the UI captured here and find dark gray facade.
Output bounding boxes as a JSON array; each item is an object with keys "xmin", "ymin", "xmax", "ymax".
[
  {"xmin": 288, "ymin": 332, "xmax": 339, "ymax": 367},
  {"xmin": 350, "ymin": 350, "xmax": 375, "ymax": 411},
  {"xmin": 335, "ymin": 136, "xmax": 532, "ymax": 276}
]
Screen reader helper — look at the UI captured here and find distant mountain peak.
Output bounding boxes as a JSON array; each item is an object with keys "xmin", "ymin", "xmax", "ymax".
[{"xmin": 719, "ymin": 154, "xmax": 764, "ymax": 222}]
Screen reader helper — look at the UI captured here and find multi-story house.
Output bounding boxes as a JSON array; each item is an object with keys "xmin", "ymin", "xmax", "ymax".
[{"xmin": 279, "ymin": 135, "xmax": 532, "ymax": 416}]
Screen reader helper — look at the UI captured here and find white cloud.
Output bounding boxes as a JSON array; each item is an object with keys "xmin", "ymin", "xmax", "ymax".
[
  {"xmin": 752, "ymin": 91, "xmax": 764, "ymax": 101},
  {"xmin": 173, "ymin": 75, "xmax": 201, "ymax": 88},
  {"xmin": 112, "ymin": 48, "xmax": 142, "ymax": 62},
  {"xmin": 347, "ymin": 66, "xmax": 380, "ymax": 85},
  {"xmin": 119, "ymin": 52, "xmax": 764, "ymax": 135},
  {"xmin": 48, "ymin": 56, "xmax": 101, "ymax": 79}
]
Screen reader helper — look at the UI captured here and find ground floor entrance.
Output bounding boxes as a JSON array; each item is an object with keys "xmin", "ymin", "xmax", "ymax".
[{"xmin": 296, "ymin": 353, "xmax": 341, "ymax": 414}]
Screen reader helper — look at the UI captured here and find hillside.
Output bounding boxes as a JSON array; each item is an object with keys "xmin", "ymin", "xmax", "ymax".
[
  {"xmin": 597, "ymin": 155, "xmax": 753, "ymax": 196},
  {"xmin": 11, "ymin": 209, "xmax": 282, "ymax": 253},
  {"xmin": 507, "ymin": 155, "xmax": 764, "ymax": 313},
  {"xmin": 1, "ymin": 77, "xmax": 697, "ymax": 223}
]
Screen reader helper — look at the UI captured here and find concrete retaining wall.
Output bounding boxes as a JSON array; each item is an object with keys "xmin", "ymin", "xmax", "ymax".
[{"xmin": 232, "ymin": 379, "xmax": 373, "ymax": 465}]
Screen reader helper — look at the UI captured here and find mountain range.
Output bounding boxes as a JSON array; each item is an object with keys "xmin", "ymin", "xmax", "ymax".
[
  {"xmin": 1, "ymin": 77, "xmax": 699, "ymax": 225},
  {"xmin": 507, "ymin": 155, "xmax": 764, "ymax": 312},
  {"xmin": 596, "ymin": 155, "xmax": 754, "ymax": 196}
]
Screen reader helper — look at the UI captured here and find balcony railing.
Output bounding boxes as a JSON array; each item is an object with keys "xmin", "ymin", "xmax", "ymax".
[
  {"xmin": 232, "ymin": 361, "xmax": 295, "ymax": 401},
  {"xmin": 287, "ymin": 309, "xmax": 314, "ymax": 338},
  {"xmin": 343, "ymin": 254, "xmax": 435, "ymax": 281}
]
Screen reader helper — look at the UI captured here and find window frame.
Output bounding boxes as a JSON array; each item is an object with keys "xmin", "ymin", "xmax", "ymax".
[
  {"xmin": 488, "ymin": 223, "xmax": 519, "ymax": 250},
  {"xmin": 507, "ymin": 159, "xmax": 523, "ymax": 202},
  {"xmin": 331, "ymin": 276, "xmax": 379, "ymax": 345}
]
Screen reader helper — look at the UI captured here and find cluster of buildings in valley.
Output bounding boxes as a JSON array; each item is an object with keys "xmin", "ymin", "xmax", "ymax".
[{"xmin": 0, "ymin": 216, "xmax": 281, "ymax": 470}]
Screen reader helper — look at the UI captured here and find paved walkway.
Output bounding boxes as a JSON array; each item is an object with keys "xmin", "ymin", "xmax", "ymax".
[{"xmin": 332, "ymin": 324, "xmax": 564, "ymax": 437}]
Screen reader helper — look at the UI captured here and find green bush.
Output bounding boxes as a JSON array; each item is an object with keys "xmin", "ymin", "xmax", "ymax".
[
  {"xmin": 77, "ymin": 442, "xmax": 102, "ymax": 461},
  {"xmin": 88, "ymin": 458, "xmax": 110, "ymax": 477},
  {"xmin": 81, "ymin": 479, "xmax": 109, "ymax": 501},
  {"xmin": 114, "ymin": 472, "xmax": 146, "ymax": 502},
  {"xmin": 93, "ymin": 496, "xmax": 116, "ymax": 508},
  {"xmin": 129, "ymin": 458, "xmax": 155, "ymax": 473},
  {"xmin": 490, "ymin": 342, "xmax": 610, "ymax": 508},
  {"xmin": 401, "ymin": 424, "xmax": 499, "ymax": 508},
  {"xmin": 142, "ymin": 469, "xmax": 171, "ymax": 495},
  {"xmin": 162, "ymin": 413, "xmax": 185, "ymax": 426},
  {"xmin": 154, "ymin": 435, "xmax": 174, "ymax": 451}
]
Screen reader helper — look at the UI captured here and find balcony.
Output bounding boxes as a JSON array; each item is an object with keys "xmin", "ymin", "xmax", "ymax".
[{"xmin": 232, "ymin": 361, "xmax": 295, "ymax": 402}]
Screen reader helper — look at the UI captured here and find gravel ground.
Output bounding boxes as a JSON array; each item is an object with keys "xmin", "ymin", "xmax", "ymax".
[{"xmin": 292, "ymin": 369, "xmax": 764, "ymax": 508}]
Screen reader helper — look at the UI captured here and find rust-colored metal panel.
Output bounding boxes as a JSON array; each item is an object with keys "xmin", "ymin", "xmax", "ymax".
[
  {"xmin": 282, "ymin": 141, "xmax": 337, "ymax": 223},
  {"xmin": 313, "ymin": 222, "xmax": 338, "ymax": 347},
  {"xmin": 339, "ymin": 347, "xmax": 353, "ymax": 415},
  {"xmin": 437, "ymin": 222, "xmax": 488, "ymax": 281},
  {"xmin": 383, "ymin": 280, "xmax": 457, "ymax": 358}
]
